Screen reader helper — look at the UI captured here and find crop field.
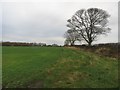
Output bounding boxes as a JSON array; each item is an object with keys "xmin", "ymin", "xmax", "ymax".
[{"xmin": 2, "ymin": 46, "xmax": 118, "ymax": 88}]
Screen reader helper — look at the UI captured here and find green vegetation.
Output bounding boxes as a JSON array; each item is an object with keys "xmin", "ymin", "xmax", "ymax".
[
  {"xmin": 2, "ymin": 46, "xmax": 118, "ymax": 88},
  {"xmin": 0, "ymin": 46, "xmax": 2, "ymax": 87}
]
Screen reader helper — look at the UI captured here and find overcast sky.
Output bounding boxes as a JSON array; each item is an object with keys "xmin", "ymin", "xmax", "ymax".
[{"xmin": 1, "ymin": 1, "xmax": 118, "ymax": 45}]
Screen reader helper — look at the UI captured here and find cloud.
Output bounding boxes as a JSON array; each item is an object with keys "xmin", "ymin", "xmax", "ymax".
[{"xmin": 2, "ymin": 2, "xmax": 118, "ymax": 45}]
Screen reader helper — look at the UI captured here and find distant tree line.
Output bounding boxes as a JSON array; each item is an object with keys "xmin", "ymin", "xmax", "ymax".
[{"xmin": 1, "ymin": 42, "xmax": 59, "ymax": 47}]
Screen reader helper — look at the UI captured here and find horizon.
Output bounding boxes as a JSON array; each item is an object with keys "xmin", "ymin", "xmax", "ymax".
[{"xmin": 1, "ymin": 40, "xmax": 119, "ymax": 45}]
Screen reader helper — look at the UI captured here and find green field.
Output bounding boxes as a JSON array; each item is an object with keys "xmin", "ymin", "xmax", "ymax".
[
  {"xmin": 2, "ymin": 46, "xmax": 118, "ymax": 88},
  {"xmin": 0, "ymin": 46, "xmax": 2, "ymax": 88}
]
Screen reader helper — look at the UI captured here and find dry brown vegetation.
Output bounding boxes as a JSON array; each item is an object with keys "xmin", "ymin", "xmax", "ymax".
[{"xmin": 67, "ymin": 43, "xmax": 119, "ymax": 59}]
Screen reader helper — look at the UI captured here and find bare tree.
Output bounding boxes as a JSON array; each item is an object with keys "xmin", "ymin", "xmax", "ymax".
[
  {"xmin": 64, "ymin": 39, "xmax": 70, "ymax": 46},
  {"xmin": 66, "ymin": 8, "xmax": 111, "ymax": 46},
  {"xmin": 64, "ymin": 29, "xmax": 81, "ymax": 46}
]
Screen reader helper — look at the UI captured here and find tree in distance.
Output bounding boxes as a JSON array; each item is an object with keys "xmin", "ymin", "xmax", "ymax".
[
  {"xmin": 64, "ymin": 29, "xmax": 82, "ymax": 46},
  {"xmin": 65, "ymin": 8, "xmax": 111, "ymax": 46}
]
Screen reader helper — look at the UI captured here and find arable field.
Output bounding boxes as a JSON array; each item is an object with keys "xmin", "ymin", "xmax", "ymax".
[{"xmin": 2, "ymin": 46, "xmax": 118, "ymax": 88}]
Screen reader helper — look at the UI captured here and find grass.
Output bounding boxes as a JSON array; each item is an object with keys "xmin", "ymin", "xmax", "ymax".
[
  {"xmin": 0, "ymin": 46, "xmax": 2, "ymax": 88},
  {"xmin": 2, "ymin": 46, "xmax": 118, "ymax": 88}
]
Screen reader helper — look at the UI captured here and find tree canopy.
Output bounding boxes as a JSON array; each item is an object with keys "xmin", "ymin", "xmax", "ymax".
[{"xmin": 65, "ymin": 8, "xmax": 111, "ymax": 46}]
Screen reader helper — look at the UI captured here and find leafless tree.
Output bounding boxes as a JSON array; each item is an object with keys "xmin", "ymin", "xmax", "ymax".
[
  {"xmin": 66, "ymin": 8, "xmax": 111, "ymax": 46},
  {"xmin": 64, "ymin": 29, "xmax": 81, "ymax": 46}
]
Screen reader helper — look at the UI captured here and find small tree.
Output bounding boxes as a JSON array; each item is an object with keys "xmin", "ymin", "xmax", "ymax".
[
  {"xmin": 66, "ymin": 8, "xmax": 111, "ymax": 46},
  {"xmin": 64, "ymin": 29, "xmax": 81, "ymax": 46}
]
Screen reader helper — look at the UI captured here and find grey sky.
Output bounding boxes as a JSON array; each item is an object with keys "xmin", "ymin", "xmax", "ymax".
[
  {"xmin": 1, "ymin": 1, "xmax": 118, "ymax": 45},
  {"xmin": 118, "ymin": 1, "xmax": 120, "ymax": 42}
]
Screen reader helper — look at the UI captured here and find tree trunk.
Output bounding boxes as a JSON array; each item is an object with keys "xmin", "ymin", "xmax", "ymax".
[
  {"xmin": 88, "ymin": 42, "xmax": 92, "ymax": 47},
  {"xmin": 71, "ymin": 41, "xmax": 75, "ymax": 46}
]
